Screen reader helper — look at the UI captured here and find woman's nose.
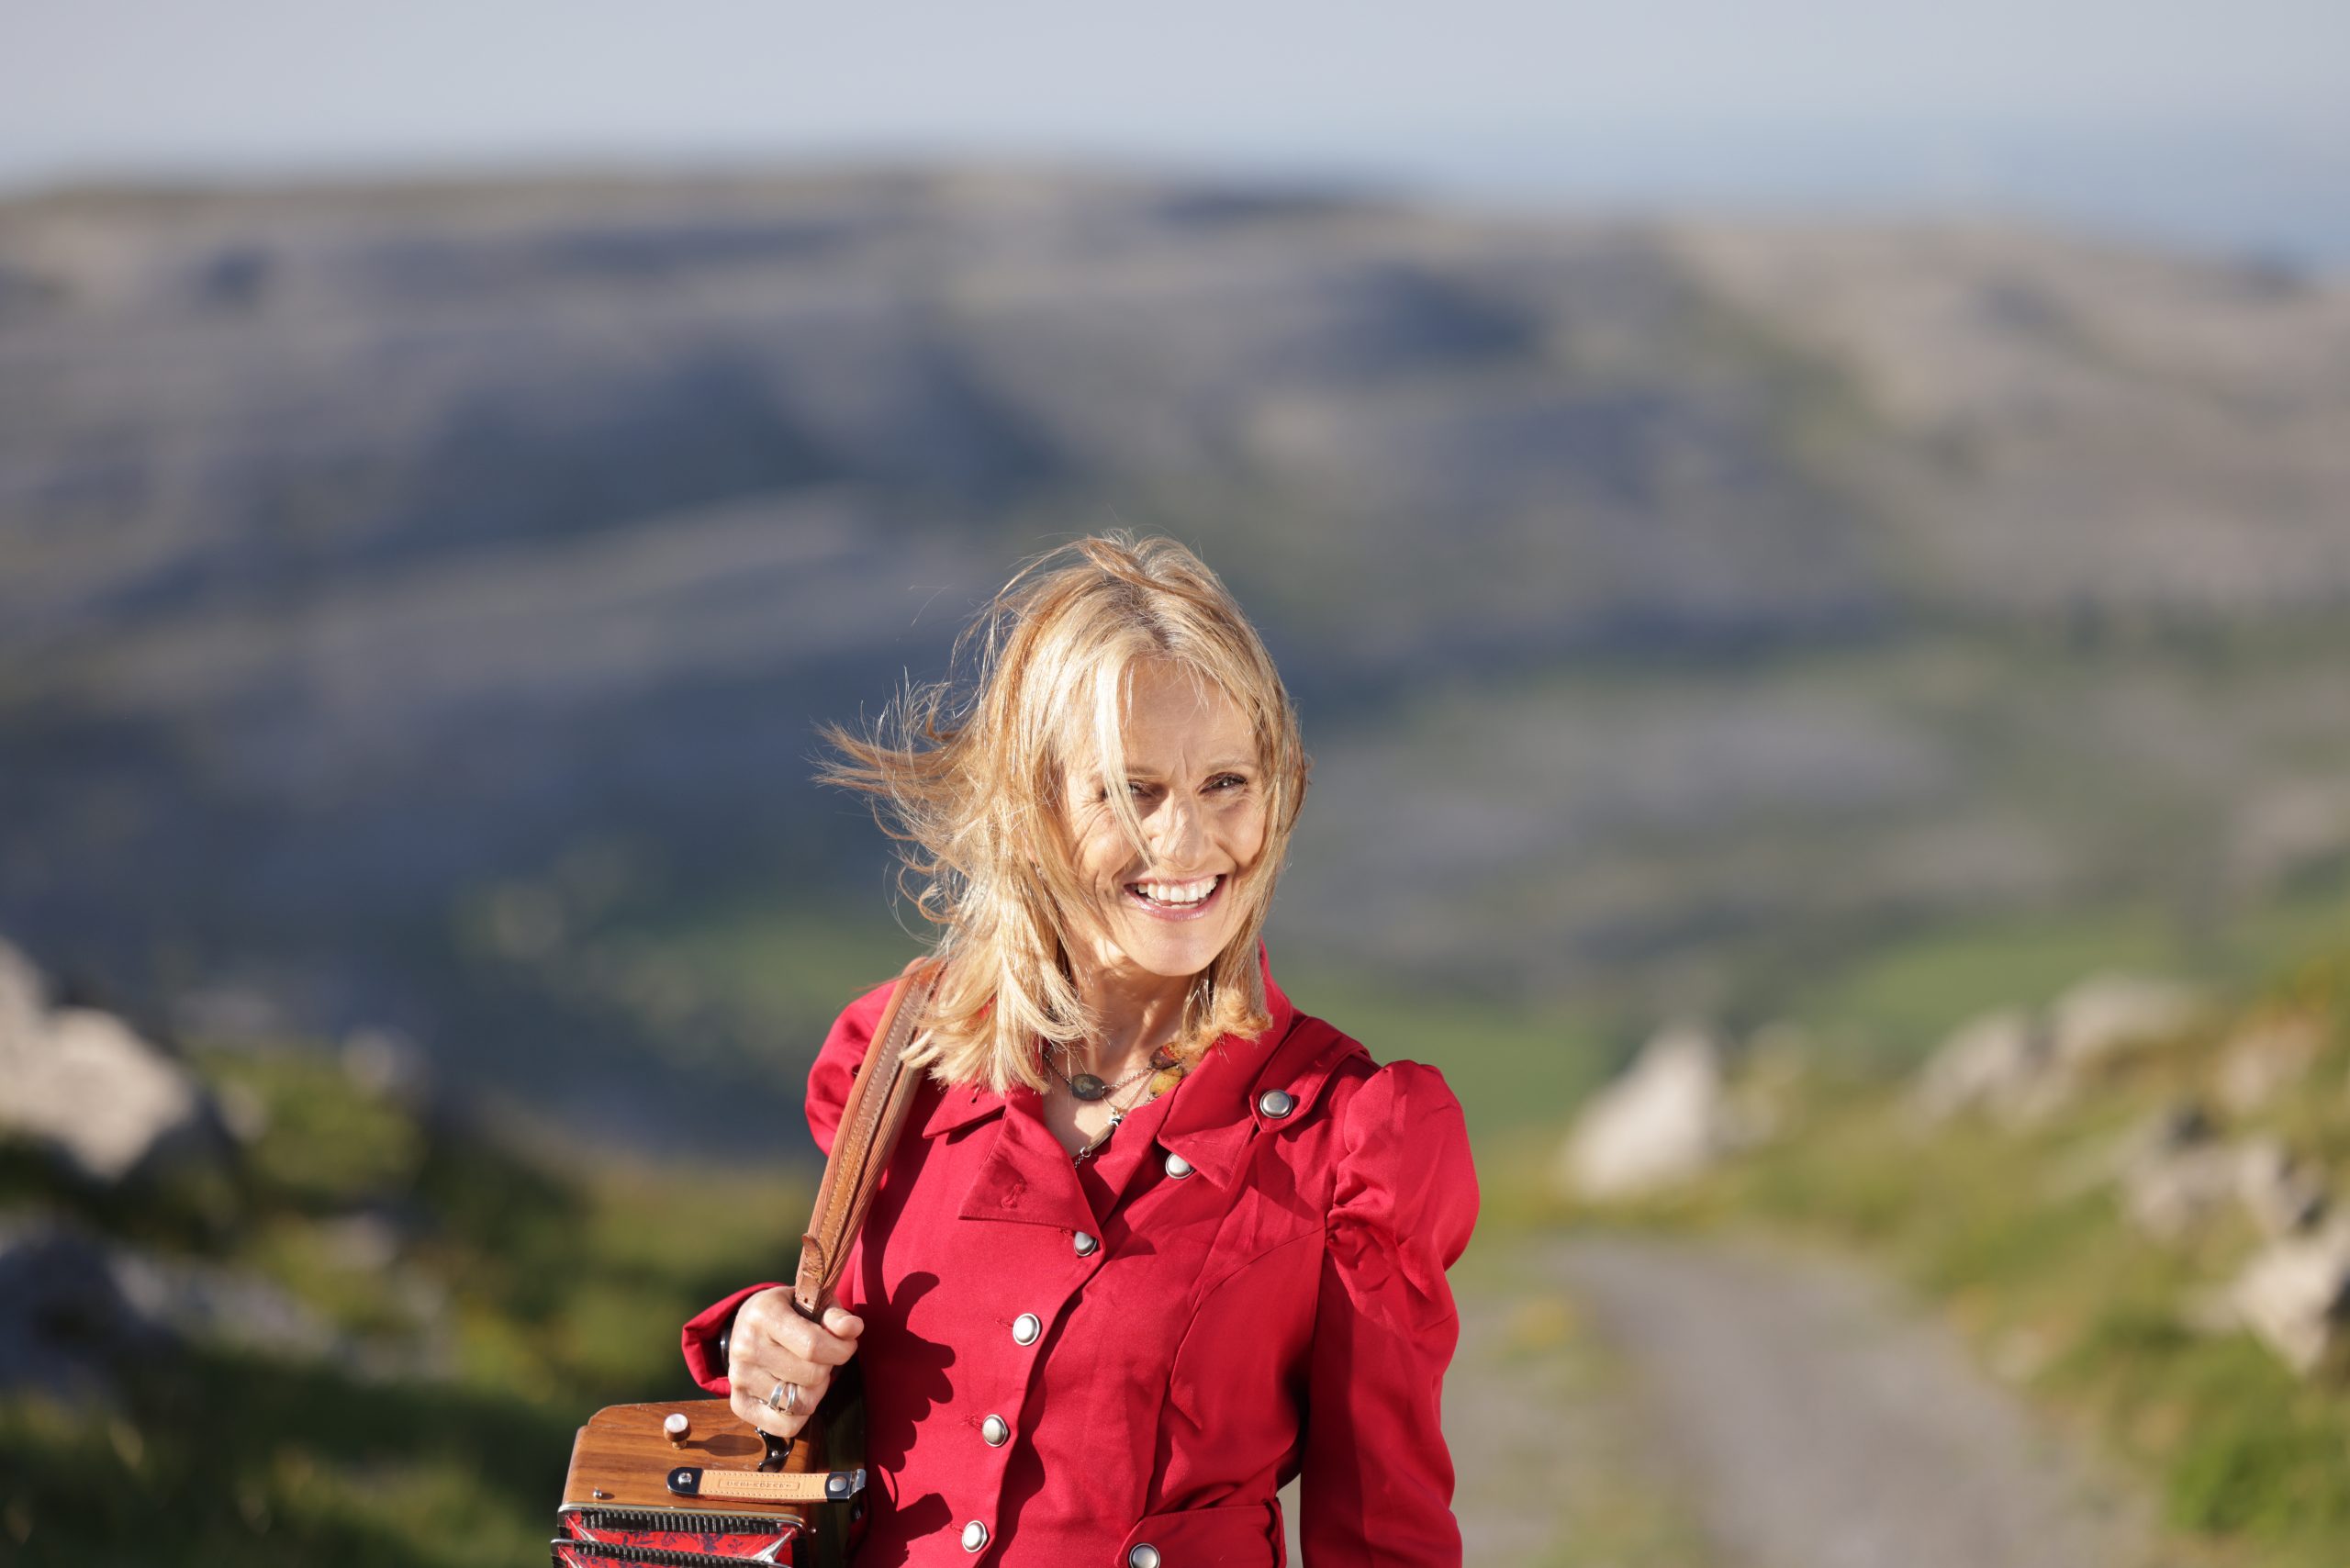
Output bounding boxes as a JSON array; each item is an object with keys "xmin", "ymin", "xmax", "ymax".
[{"xmin": 1148, "ymin": 793, "xmax": 1206, "ymax": 863}]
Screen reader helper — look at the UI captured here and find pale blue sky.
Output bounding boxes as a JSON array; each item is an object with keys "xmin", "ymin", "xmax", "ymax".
[{"xmin": 6, "ymin": 0, "xmax": 2346, "ymax": 258}]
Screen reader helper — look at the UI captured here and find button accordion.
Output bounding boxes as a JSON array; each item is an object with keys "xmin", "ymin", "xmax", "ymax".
[{"xmin": 552, "ymin": 958, "xmax": 946, "ymax": 1566}]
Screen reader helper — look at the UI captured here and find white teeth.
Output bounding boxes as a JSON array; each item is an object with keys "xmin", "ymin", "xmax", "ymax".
[{"xmin": 1134, "ymin": 876, "xmax": 1217, "ymax": 905}]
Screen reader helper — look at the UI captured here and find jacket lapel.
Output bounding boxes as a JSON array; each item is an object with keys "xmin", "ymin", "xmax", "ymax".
[
  {"xmin": 954, "ymin": 1085, "xmax": 1100, "ymax": 1232},
  {"xmin": 1150, "ymin": 942, "xmax": 1304, "ymax": 1189}
]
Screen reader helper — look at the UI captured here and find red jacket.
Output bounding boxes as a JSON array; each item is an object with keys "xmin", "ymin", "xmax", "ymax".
[{"xmin": 679, "ymin": 942, "xmax": 1479, "ymax": 1566}]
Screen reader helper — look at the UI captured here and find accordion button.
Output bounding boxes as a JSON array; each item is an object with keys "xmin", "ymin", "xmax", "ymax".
[
  {"xmin": 1258, "ymin": 1088, "xmax": 1296, "ymax": 1118},
  {"xmin": 981, "ymin": 1414, "xmax": 1010, "ymax": 1446},
  {"xmin": 961, "ymin": 1519, "xmax": 990, "ymax": 1551},
  {"xmin": 1073, "ymin": 1230, "xmax": 1099, "ymax": 1256},
  {"xmin": 1128, "ymin": 1545, "xmax": 1161, "ymax": 1568},
  {"xmin": 1164, "ymin": 1151, "xmax": 1194, "ymax": 1179},
  {"xmin": 1012, "ymin": 1312, "xmax": 1042, "ymax": 1346}
]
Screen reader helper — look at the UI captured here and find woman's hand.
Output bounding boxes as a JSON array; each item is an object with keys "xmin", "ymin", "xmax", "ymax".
[{"xmin": 725, "ymin": 1286, "xmax": 865, "ymax": 1443}]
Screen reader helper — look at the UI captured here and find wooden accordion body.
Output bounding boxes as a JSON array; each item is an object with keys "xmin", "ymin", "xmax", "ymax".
[{"xmin": 552, "ymin": 1391, "xmax": 867, "ymax": 1566}]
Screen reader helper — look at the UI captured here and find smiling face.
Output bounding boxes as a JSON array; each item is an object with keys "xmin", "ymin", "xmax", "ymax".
[{"xmin": 1053, "ymin": 658, "xmax": 1270, "ymax": 988}]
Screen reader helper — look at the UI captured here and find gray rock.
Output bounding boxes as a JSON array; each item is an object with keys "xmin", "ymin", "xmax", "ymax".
[
  {"xmin": 0, "ymin": 1212, "xmax": 171, "ymax": 1406},
  {"xmin": 106, "ymin": 1249, "xmax": 341, "ymax": 1361},
  {"xmin": 0, "ymin": 1003, "xmax": 224, "ymax": 1184},
  {"xmin": 2122, "ymin": 1140, "xmax": 2240, "ymax": 1244},
  {"xmin": 1912, "ymin": 1008, "xmax": 2051, "ymax": 1125},
  {"xmin": 1919, "ymin": 974, "xmax": 2210, "ymax": 1134},
  {"xmin": 2233, "ymin": 1136, "xmax": 2329, "ymax": 1239},
  {"xmin": 2114, "ymin": 1108, "xmax": 2325, "ymax": 1245},
  {"xmin": 1556, "ymin": 1024, "xmax": 1731, "ymax": 1202},
  {"xmin": 2227, "ymin": 1215, "xmax": 2350, "ymax": 1376},
  {"xmin": 0, "ymin": 1206, "xmax": 438, "ymax": 1407},
  {"xmin": 2214, "ymin": 1014, "xmax": 2324, "ymax": 1115},
  {"xmin": 2115, "ymin": 1102, "xmax": 2226, "ymax": 1242},
  {"xmin": 2046, "ymin": 972, "xmax": 2205, "ymax": 1073}
]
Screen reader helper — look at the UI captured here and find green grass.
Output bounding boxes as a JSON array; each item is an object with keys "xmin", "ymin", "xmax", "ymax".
[
  {"xmin": 197, "ymin": 1047, "xmax": 428, "ymax": 1210},
  {"xmin": 1271, "ymin": 962, "xmax": 1618, "ymax": 1144},
  {"xmin": 1785, "ymin": 887, "xmax": 2350, "ymax": 1070},
  {"xmin": 605, "ymin": 896, "xmax": 924, "ymax": 1040},
  {"xmin": 1789, "ymin": 907, "xmax": 2182, "ymax": 1061}
]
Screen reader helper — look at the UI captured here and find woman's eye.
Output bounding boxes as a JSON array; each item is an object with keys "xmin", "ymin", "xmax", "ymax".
[{"xmin": 1211, "ymin": 774, "xmax": 1248, "ymax": 791}]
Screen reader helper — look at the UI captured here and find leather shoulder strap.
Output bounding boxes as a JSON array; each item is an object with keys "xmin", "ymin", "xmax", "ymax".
[{"xmin": 792, "ymin": 954, "xmax": 946, "ymax": 1321}]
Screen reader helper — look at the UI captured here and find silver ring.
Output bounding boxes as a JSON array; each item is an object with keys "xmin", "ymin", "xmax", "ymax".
[
  {"xmin": 765, "ymin": 1378, "xmax": 788, "ymax": 1413},
  {"xmin": 785, "ymin": 1381, "xmax": 802, "ymax": 1417}
]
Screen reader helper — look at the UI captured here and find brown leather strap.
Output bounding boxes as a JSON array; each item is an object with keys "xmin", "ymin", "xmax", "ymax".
[{"xmin": 792, "ymin": 954, "xmax": 946, "ymax": 1321}]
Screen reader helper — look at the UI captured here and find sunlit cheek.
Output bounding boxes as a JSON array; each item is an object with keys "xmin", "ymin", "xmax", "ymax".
[
  {"xmin": 1225, "ymin": 799, "xmax": 1270, "ymax": 867},
  {"xmin": 1092, "ymin": 837, "xmax": 1132, "ymax": 894}
]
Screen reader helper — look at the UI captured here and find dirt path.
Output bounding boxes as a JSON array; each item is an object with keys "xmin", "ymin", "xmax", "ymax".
[
  {"xmin": 1538, "ymin": 1228, "xmax": 2176, "ymax": 1568},
  {"xmin": 1279, "ymin": 1226, "xmax": 1717, "ymax": 1566},
  {"xmin": 1276, "ymin": 1226, "xmax": 2175, "ymax": 1566},
  {"xmin": 1439, "ymin": 1232, "xmax": 1716, "ymax": 1566}
]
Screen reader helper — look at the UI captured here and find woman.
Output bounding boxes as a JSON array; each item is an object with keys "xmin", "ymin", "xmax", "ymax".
[{"xmin": 678, "ymin": 533, "xmax": 1479, "ymax": 1565}]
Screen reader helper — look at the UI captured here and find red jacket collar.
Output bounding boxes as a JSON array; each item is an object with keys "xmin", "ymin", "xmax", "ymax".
[{"xmin": 919, "ymin": 937, "xmax": 1304, "ymax": 1155}]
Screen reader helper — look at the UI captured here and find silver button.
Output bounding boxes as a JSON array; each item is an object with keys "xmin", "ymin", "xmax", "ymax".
[
  {"xmin": 961, "ymin": 1518, "xmax": 990, "ymax": 1551},
  {"xmin": 1128, "ymin": 1545, "xmax": 1161, "ymax": 1568},
  {"xmin": 981, "ymin": 1413, "xmax": 1010, "ymax": 1447},
  {"xmin": 1011, "ymin": 1312, "xmax": 1042, "ymax": 1346},
  {"xmin": 1163, "ymin": 1151, "xmax": 1194, "ymax": 1179},
  {"xmin": 1073, "ymin": 1229, "xmax": 1099, "ymax": 1256},
  {"xmin": 1258, "ymin": 1088, "xmax": 1296, "ymax": 1118}
]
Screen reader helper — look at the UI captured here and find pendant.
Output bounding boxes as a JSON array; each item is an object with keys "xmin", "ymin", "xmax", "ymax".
[
  {"xmin": 1070, "ymin": 1072, "xmax": 1107, "ymax": 1102},
  {"xmin": 1072, "ymin": 1109, "xmax": 1125, "ymax": 1164}
]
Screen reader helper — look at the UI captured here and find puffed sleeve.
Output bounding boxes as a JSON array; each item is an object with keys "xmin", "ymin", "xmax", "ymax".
[
  {"xmin": 1300, "ymin": 1058, "xmax": 1480, "ymax": 1566},
  {"xmin": 677, "ymin": 976, "xmax": 900, "ymax": 1394}
]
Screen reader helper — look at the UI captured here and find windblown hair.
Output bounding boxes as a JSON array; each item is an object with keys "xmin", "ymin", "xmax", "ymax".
[{"xmin": 816, "ymin": 532, "xmax": 1311, "ymax": 1094}]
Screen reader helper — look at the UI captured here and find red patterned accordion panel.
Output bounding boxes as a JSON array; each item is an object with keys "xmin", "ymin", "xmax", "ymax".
[{"xmin": 553, "ymin": 1504, "xmax": 803, "ymax": 1565}]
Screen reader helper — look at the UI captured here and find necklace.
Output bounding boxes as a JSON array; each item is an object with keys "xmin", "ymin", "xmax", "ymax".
[
  {"xmin": 1048, "ymin": 1039, "xmax": 1195, "ymax": 1164},
  {"xmin": 1044, "ymin": 1038, "xmax": 1154, "ymax": 1103},
  {"xmin": 1071, "ymin": 1067, "xmax": 1160, "ymax": 1166}
]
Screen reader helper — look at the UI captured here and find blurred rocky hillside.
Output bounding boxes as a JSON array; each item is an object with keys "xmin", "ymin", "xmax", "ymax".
[
  {"xmin": 0, "ymin": 930, "xmax": 801, "ymax": 1566},
  {"xmin": 3, "ymin": 169, "xmax": 2346, "ymax": 1149},
  {"xmin": 1548, "ymin": 938, "xmax": 2350, "ymax": 1567}
]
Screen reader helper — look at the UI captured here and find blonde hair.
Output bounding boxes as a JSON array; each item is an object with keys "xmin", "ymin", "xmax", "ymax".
[{"xmin": 816, "ymin": 532, "xmax": 1311, "ymax": 1094}]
